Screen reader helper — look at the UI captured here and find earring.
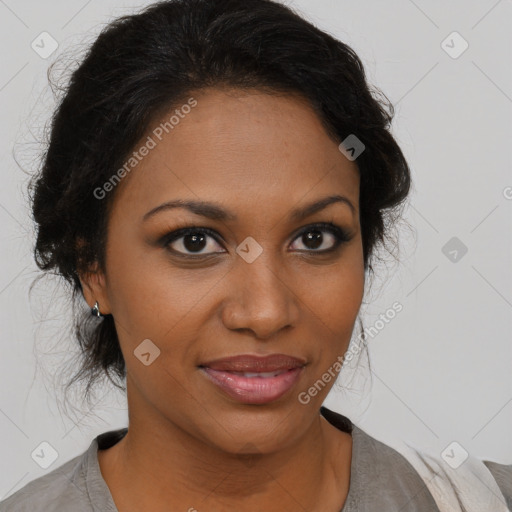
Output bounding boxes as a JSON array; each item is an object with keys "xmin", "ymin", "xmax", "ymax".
[{"xmin": 91, "ymin": 301, "xmax": 102, "ymax": 317}]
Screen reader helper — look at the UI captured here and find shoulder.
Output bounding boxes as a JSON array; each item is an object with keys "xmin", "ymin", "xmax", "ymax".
[
  {"xmin": 0, "ymin": 452, "xmax": 90, "ymax": 512},
  {"xmin": 396, "ymin": 441, "xmax": 512, "ymax": 512},
  {"xmin": 345, "ymin": 425, "xmax": 441, "ymax": 511},
  {"xmin": 483, "ymin": 460, "xmax": 512, "ymax": 510},
  {"xmin": 0, "ymin": 429, "xmax": 125, "ymax": 512},
  {"xmin": 352, "ymin": 428, "xmax": 512, "ymax": 512},
  {"xmin": 319, "ymin": 406, "xmax": 440, "ymax": 511}
]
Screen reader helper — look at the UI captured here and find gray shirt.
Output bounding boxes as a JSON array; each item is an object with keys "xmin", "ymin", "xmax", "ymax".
[{"xmin": 1, "ymin": 407, "xmax": 510, "ymax": 511}]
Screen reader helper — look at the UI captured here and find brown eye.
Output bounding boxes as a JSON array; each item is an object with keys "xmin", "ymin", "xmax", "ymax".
[
  {"xmin": 298, "ymin": 229, "xmax": 328, "ymax": 250},
  {"xmin": 289, "ymin": 223, "xmax": 352, "ymax": 253},
  {"xmin": 163, "ymin": 227, "xmax": 226, "ymax": 256}
]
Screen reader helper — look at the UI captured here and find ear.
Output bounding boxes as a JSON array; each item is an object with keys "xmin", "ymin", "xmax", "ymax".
[{"xmin": 78, "ymin": 262, "xmax": 111, "ymax": 315}]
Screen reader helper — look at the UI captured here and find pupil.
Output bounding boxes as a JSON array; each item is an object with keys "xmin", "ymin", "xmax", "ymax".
[
  {"xmin": 304, "ymin": 230, "xmax": 322, "ymax": 249},
  {"xmin": 184, "ymin": 233, "xmax": 206, "ymax": 252}
]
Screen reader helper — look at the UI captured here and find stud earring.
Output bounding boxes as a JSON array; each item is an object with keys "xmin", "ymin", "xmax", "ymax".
[{"xmin": 91, "ymin": 301, "xmax": 102, "ymax": 317}]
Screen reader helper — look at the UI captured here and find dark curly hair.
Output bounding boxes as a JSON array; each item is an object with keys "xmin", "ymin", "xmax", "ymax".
[{"xmin": 29, "ymin": 0, "xmax": 411, "ymax": 401}]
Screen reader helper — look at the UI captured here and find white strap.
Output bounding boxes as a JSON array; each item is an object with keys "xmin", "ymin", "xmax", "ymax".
[{"xmin": 400, "ymin": 443, "xmax": 510, "ymax": 512}]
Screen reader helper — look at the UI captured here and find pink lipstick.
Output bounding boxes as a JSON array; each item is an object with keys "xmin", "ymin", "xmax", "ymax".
[{"xmin": 199, "ymin": 354, "xmax": 306, "ymax": 404}]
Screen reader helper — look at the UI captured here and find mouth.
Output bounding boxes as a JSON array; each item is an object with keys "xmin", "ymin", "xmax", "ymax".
[{"xmin": 199, "ymin": 353, "xmax": 306, "ymax": 404}]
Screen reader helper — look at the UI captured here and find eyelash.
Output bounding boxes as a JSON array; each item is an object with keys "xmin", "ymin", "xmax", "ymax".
[{"xmin": 159, "ymin": 222, "xmax": 353, "ymax": 259}]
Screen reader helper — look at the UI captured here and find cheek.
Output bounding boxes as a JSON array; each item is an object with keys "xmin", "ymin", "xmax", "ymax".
[
  {"xmin": 299, "ymin": 256, "xmax": 365, "ymax": 369},
  {"xmin": 103, "ymin": 225, "xmax": 207, "ymax": 339},
  {"xmin": 300, "ymin": 253, "xmax": 364, "ymax": 328}
]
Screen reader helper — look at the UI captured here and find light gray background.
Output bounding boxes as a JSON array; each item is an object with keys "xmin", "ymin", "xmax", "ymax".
[{"xmin": 0, "ymin": 0, "xmax": 511, "ymax": 500}]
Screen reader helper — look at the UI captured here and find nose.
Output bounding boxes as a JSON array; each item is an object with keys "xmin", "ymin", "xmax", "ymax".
[{"xmin": 220, "ymin": 253, "xmax": 300, "ymax": 340}]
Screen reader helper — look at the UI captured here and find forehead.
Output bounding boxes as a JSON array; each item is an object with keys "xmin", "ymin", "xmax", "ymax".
[{"xmin": 110, "ymin": 87, "xmax": 360, "ymax": 217}]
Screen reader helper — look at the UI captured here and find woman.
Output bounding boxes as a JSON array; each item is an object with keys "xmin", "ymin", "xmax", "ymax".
[{"xmin": 1, "ymin": 0, "xmax": 510, "ymax": 511}]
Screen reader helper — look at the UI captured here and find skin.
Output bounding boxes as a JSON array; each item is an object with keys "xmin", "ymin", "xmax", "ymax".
[{"xmin": 80, "ymin": 87, "xmax": 365, "ymax": 512}]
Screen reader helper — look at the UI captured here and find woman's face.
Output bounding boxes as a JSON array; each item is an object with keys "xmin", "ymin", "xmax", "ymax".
[{"xmin": 89, "ymin": 87, "xmax": 365, "ymax": 454}]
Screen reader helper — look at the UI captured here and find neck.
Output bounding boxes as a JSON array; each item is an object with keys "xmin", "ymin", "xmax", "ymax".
[{"xmin": 98, "ymin": 382, "xmax": 351, "ymax": 512}]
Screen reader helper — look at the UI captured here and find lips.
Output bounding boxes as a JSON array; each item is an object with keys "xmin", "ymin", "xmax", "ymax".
[
  {"xmin": 200, "ymin": 353, "xmax": 306, "ymax": 373},
  {"xmin": 199, "ymin": 354, "xmax": 307, "ymax": 404}
]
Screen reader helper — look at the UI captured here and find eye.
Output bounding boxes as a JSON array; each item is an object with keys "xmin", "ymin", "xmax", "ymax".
[
  {"xmin": 290, "ymin": 222, "xmax": 352, "ymax": 253},
  {"xmin": 163, "ymin": 227, "xmax": 225, "ymax": 257}
]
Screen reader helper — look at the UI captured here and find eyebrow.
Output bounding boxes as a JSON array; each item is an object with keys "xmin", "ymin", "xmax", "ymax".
[{"xmin": 142, "ymin": 194, "xmax": 355, "ymax": 223}]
